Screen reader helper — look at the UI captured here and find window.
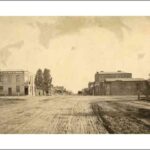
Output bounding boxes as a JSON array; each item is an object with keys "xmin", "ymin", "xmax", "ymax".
[
  {"xmin": 8, "ymin": 75, "xmax": 12, "ymax": 83},
  {"xmin": 16, "ymin": 75, "xmax": 20, "ymax": 83},
  {"xmin": 0, "ymin": 86, "xmax": 3, "ymax": 92},
  {"xmin": 16, "ymin": 86, "xmax": 20, "ymax": 93},
  {"xmin": 0, "ymin": 75, "xmax": 3, "ymax": 82}
]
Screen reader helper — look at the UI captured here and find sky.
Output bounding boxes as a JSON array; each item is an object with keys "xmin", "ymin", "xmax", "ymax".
[{"xmin": 0, "ymin": 16, "xmax": 150, "ymax": 93}]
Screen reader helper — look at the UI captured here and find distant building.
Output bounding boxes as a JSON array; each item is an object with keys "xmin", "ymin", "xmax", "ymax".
[
  {"xmin": 0, "ymin": 70, "xmax": 34, "ymax": 96},
  {"xmin": 88, "ymin": 82, "xmax": 95, "ymax": 95},
  {"xmin": 78, "ymin": 91, "xmax": 83, "ymax": 95},
  {"xmin": 54, "ymin": 86, "xmax": 66, "ymax": 94},
  {"xmin": 95, "ymin": 70, "xmax": 132, "ymax": 82},
  {"xmin": 51, "ymin": 86, "xmax": 72, "ymax": 95},
  {"xmin": 82, "ymin": 88, "xmax": 89, "ymax": 95},
  {"xmin": 87, "ymin": 71, "xmax": 147, "ymax": 96}
]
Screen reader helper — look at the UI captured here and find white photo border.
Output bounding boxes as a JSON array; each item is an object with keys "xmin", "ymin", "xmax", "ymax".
[{"xmin": 0, "ymin": 1, "xmax": 150, "ymax": 149}]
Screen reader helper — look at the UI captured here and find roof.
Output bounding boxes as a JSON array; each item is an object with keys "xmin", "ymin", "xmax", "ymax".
[
  {"xmin": 0, "ymin": 70, "xmax": 30, "ymax": 74},
  {"xmin": 105, "ymin": 78, "xmax": 146, "ymax": 82},
  {"xmin": 88, "ymin": 82, "xmax": 94, "ymax": 84},
  {"xmin": 98, "ymin": 71, "xmax": 131, "ymax": 75},
  {"xmin": 0, "ymin": 69, "xmax": 28, "ymax": 72}
]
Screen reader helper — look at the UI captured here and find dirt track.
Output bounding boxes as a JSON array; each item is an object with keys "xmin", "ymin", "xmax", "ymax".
[{"xmin": 0, "ymin": 96, "xmax": 149, "ymax": 134}]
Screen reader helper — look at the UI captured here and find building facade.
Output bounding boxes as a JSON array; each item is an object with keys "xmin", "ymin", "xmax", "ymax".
[
  {"xmin": 88, "ymin": 71, "xmax": 147, "ymax": 96},
  {"xmin": 88, "ymin": 82, "xmax": 95, "ymax": 95},
  {"xmin": 0, "ymin": 70, "xmax": 35, "ymax": 96},
  {"xmin": 104, "ymin": 78, "xmax": 146, "ymax": 95},
  {"xmin": 95, "ymin": 70, "xmax": 132, "ymax": 82}
]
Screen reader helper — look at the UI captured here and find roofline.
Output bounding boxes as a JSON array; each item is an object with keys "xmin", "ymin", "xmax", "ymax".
[
  {"xmin": 0, "ymin": 70, "xmax": 30, "ymax": 73},
  {"xmin": 97, "ymin": 72, "xmax": 132, "ymax": 74},
  {"xmin": 105, "ymin": 78, "xmax": 146, "ymax": 82}
]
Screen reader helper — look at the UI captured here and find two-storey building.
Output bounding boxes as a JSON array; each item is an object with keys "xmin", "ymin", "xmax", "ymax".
[
  {"xmin": 88, "ymin": 71, "xmax": 147, "ymax": 95},
  {"xmin": 0, "ymin": 70, "xmax": 35, "ymax": 96}
]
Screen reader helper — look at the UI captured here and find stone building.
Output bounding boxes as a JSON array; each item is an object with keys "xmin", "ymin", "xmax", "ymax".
[
  {"xmin": 88, "ymin": 71, "xmax": 147, "ymax": 96},
  {"xmin": 0, "ymin": 70, "xmax": 35, "ymax": 96}
]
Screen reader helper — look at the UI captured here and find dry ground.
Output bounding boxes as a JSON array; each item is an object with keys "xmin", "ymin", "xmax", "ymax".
[{"xmin": 0, "ymin": 95, "xmax": 149, "ymax": 134}]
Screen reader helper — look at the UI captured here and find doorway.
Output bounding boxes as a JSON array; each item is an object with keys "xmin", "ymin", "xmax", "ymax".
[
  {"xmin": 8, "ymin": 88, "xmax": 12, "ymax": 96},
  {"xmin": 24, "ymin": 87, "xmax": 28, "ymax": 95}
]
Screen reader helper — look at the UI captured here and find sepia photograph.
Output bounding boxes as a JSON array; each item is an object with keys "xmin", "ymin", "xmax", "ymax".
[{"xmin": 0, "ymin": 16, "xmax": 150, "ymax": 134}]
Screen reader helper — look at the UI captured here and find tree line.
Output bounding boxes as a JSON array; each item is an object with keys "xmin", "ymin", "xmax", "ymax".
[{"xmin": 34, "ymin": 68, "xmax": 52, "ymax": 95}]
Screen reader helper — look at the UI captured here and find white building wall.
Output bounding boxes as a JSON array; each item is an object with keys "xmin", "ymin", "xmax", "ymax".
[{"xmin": 0, "ymin": 71, "xmax": 35, "ymax": 96}]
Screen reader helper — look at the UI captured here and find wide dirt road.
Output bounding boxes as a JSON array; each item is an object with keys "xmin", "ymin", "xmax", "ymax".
[{"xmin": 0, "ymin": 96, "xmax": 149, "ymax": 134}]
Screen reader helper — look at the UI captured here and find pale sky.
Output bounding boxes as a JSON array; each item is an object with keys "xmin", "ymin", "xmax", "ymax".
[{"xmin": 0, "ymin": 17, "xmax": 150, "ymax": 93}]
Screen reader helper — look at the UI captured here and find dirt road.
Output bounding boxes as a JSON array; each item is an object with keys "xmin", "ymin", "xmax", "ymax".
[{"xmin": 0, "ymin": 96, "xmax": 149, "ymax": 134}]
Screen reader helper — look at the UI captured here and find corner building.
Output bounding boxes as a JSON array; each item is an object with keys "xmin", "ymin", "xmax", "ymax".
[{"xmin": 0, "ymin": 70, "xmax": 35, "ymax": 96}]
